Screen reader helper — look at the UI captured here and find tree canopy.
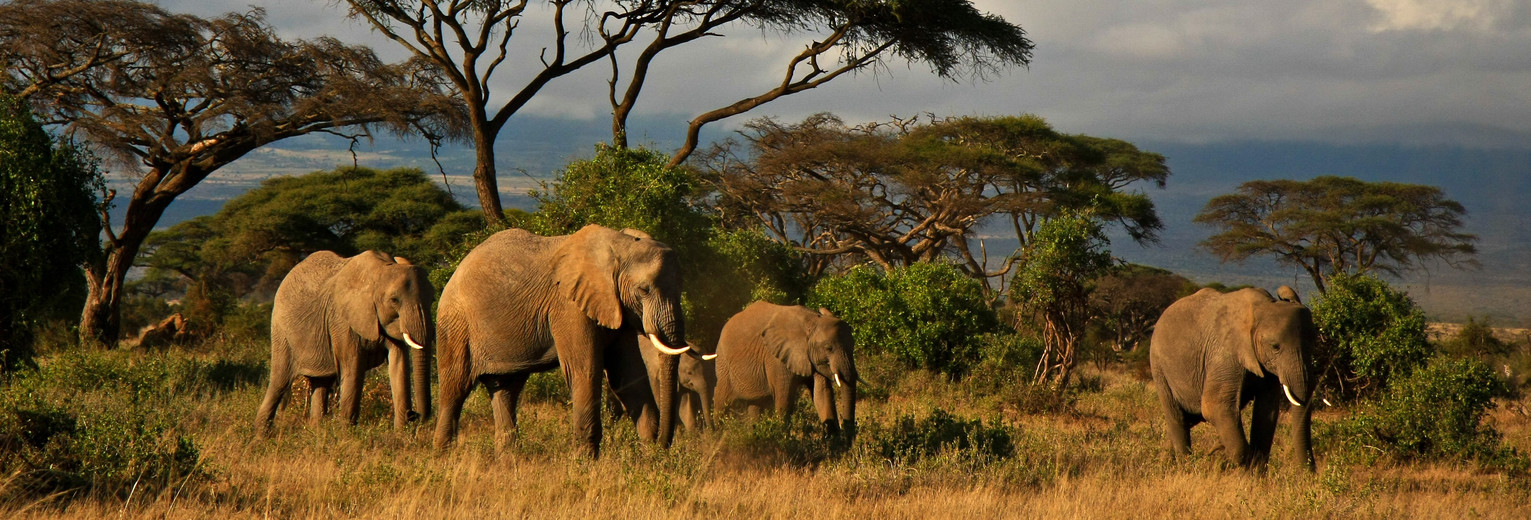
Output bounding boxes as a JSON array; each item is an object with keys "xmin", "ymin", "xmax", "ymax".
[
  {"xmin": 0, "ymin": 0, "xmax": 463, "ymax": 345},
  {"xmin": 0, "ymin": 95, "xmax": 102, "ymax": 370},
  {"xmin": 704, "ymin": 113, "xmax": 1167, "ymax": 288},
  {"xmin": 1195, "ymin": 176, "xmax": 1477, "ymax": 293}
]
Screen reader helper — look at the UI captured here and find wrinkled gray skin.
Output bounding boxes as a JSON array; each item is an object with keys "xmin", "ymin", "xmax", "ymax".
[
  {"xmin": 714, "ymin": 302, "xmax": 858, "ymax": 437},
  {"xmin": 257, "ymin": 251, "xmax": 433, "ymax": 432},
  {"xmin": 677, "ymin": 353, "xmax": 716, "ymax": 431},
  {"xmin": 1150, "ymin": 287, "xmax": 1317, "ymax": 471},
  {"xmin": 433, "ymin": 225, "xmax": 689, "ymax": 457}
]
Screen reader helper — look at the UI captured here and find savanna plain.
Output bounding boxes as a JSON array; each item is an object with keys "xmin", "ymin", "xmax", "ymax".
[{"xmin": 3, "ymin": 326, "xmax": 1529, "ymax": 519}]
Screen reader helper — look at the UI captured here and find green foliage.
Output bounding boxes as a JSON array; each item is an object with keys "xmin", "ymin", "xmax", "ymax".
[
  {"xmin": 685, "ymin": 228, "xmax": 812, "ymax": 347},
  {"xmin": 0, "ymin": 349, "xmax": 236, "ymax": 497},
  {"xmin": 809, "ymin": 263, "xmax": 998, "ymax": 377},
  {"xmin": 1310, "ymin": 272, "xmax": 1434, "ymax": 401},
  {"xmin": 870, "ymin": 409, "xmax": 1014, "ymax": 465},
  {"xmin": 1328, "ymin": 356, "xmax": 1523, "ymax": 469},
  {"xmin": 530, "ymin": 144, "xmax": 712, "ymax": 251},
  {"xmin": 1444, "ymin": 316, "xmax": 1513, "ymax": 359},
  {"xmin": 0, "ymin": 95, "xmax": 103, "ymax": 371},
  {"xmin": 1011, "ymin": 213, "xmax": 1115, "ymax": 386}
]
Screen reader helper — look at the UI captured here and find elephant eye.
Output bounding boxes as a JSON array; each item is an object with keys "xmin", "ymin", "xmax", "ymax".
[{"xmin": 1271, "ymin": 342, "xmax": 1282, "ymax": 352}]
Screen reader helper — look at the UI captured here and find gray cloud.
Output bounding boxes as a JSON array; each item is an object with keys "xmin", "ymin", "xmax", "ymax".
[{"xmin": 161, "ymin": 0, "xmax": 1531, "ymax": 148}]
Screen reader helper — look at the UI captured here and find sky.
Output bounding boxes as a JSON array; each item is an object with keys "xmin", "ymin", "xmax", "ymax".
[
  {"xmin": 149, "ymin": 1, "xmax": 1531, "ymax": 322},
  {"xmin": 161, "ymin": 0, "xmax": 1531, "ymax": 149}
]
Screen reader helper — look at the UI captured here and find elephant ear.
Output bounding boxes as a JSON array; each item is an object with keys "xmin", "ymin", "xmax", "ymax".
[
  {"xmin": 333, "ymin": 251, "xmax": 390, "ymax": 342},
  {"xmin": 1236, "ymin": 294, "xmax": 1267, "ymax": 378},
  {"xmin": 553, "ymin": 226, "xmax": 623, "ymax": 329},
  {"xmin": 763, "ymin": 309, "xmax": 814, "ymax": 377}
]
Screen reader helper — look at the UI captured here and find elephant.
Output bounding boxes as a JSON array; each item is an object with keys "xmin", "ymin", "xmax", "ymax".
[
  {"xmin": 432, "ymin": 225, "xmax": 694, "ymax": 457},
  {"xmin": 1149, "ymin": 287, "xmax": 1317, "ymax": 471},
  {"xmin": 256, "ymin": 251, "xmax": 433, "ymax": 432},
  {"xmin": 677, "ymin": 351, "xmax": 716, "ymax": 432},
  {"xmin": 713, "ymin": 302, "xmax": 858, "ymax": 437}
]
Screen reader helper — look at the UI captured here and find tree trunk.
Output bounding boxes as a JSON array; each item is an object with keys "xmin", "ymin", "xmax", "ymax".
[
  {"xmin": 80, "ymin": 191, "xmax": 170, "ymax": 348},
  {"xmin": 470, "ymin": 128, "xmax": 505, "ymax": 225}
]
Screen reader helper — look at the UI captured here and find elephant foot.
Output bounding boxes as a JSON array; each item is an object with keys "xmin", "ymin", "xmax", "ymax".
[{"xmin": 407, "ymin": 410, "xmax": 421, "ymax": 423}]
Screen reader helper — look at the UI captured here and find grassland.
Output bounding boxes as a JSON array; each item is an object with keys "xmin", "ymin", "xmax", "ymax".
[{"xmin": 3, "ymin": 332, "xmax": 1530, "ymax": 519}]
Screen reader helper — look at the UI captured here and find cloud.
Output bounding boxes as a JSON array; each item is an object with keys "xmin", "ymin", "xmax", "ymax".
[{"xmin": 1364, "ymin": 0, "xmax": 1516, "ymax": 32}]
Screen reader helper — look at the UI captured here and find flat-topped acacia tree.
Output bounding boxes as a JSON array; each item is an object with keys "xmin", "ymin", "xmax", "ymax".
[{"xmin": 0, "ymin": 0, "xmax": 463, "ymax": 347}]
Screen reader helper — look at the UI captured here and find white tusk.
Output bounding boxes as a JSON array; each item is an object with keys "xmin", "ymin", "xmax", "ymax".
[
  {"xmin": 701, "ymin": 353, "xmax": 717, "ymax": 361},
  {"xmin": 1284, "ymin": 385, "xmax": 1302, "ymax": 407},
  {"xmin": 647, "ymin": 334, "xmax": 690, "ymax": 355},
  {"xmin": 833, "ymin": 373, "xmax": 843, "ymax": 388},
  {"xmin": 403, "ymin": 332, "xmax": 425, "ymax": 350},
  {"xmin": 1323, "ymin": 398, "xmax": 1333, "ymax": 407}
]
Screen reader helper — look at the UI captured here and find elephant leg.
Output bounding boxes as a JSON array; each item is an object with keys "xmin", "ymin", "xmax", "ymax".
[
  {"xmin": 1153, "ymin": 376, "xmax": 1192, "ymax": 459},
  {"xmin": 812, "ymin": 374, "xmax": 840, "ymax": 436},
  {"xmin": 388, "ymin": 345, "xmax": 412, "ymax": 430},
  {"xmin": 745, "ymin": 403, "xmax": 764, "ymax": 419},
  {"xmin": 1248, "ymin": 388, "xmax": 1283, "ymax": 471},
  {"xmin": 433, "ymin": 369, "xmax": 474, "ymax": 450},
  {"xmin": 773, "ymin": 379, "xmax": 798, "ymax": 417},
  {"xmin": 1204, "ymin": 396, "xmax": 1251, "ymax": 468},
  {"xmin": 256, "ymin": 350, "xmax": 292, "ymax": 433},
  {"xmin": 307, "ymin": 376, "xmax": 334, "ymax": 426},
  {"xmin": 487, "ymin": 373, "xmax": 529, "ymax": 449},
  {"xmin": 563, "ymin": 356, "xmax": 605, "ymax": 459},
  {"xmin": 337, "ymin": 357, "xmax": 366, "ymax": 425}
]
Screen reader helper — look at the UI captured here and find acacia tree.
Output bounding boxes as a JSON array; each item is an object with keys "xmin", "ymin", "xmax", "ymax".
[
  {"xmin": 1195, "ymin": 176, "xmax": 1478, "ymax": 293},
  {"xmin": 704, "ymin": 113, "xmax": 1166, "ymax": 289},
  {"xmin": 1, "ymin": 0, "xmax": 462, "ymax": 346}
]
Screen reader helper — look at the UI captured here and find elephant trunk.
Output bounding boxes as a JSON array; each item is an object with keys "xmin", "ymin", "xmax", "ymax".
[
  {"xmin": 654, "ymin": 352, "xmax": 679, "ymax": 448},
  {"xmin": 838, "ymin": 378, "xmax": 857, "ymax": 439},
  {"xmin": 405, "ymin": 306, "xmax": 433, "ymax": 419}
]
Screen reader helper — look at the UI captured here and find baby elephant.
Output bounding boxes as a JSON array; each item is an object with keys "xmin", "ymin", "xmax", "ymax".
[
  {"xmin": 714, "ymin": 302, "xmax": 858, "ymax": 437},
  {"xmin": 677, "ymin": 352, "xmax": 716, "ymax": 432},
  {"xmin": 256, "ymin": 251, "xmax": 434, "ymax": 433}
]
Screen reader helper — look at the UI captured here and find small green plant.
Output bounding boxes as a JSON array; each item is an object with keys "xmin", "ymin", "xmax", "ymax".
[
  {"xmin": 810, "ymin": 262, "xmax": 999, "ymax": 377},
  {"xmin": 1444, "ymin": 316, "xmax": 1513, "ymax": 359},
  {"xmin": 870, "ymin": 409, "xmax": 1014, "ymax": 465}
]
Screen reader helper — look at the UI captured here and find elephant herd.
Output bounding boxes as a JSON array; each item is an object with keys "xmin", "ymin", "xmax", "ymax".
[
  {"xmin": 255, "ymin": 225, "xmax": 857, "ymax": 459},
  {"xmin": 254, "ymin": 224, "xmax": 1318, "ymax": 471}
]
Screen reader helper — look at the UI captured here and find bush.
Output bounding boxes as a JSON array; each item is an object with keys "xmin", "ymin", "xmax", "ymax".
[
  {"xmin": 1328, "ymin": 356, "xmax": 1523, "ymax": 469},
  {"xmin": 870, "ymin": 409, "xmax": 1014, "ymax": 465},
  {"xmin": 1310, "ymin": 272, "xmax": 1434, "ymax": 401},
  {"xmin": 1443, "ymin": 316, "xmax": 1513, "ymax": 359},
  {"xmin": 0, "ymin": 351, "xmax": 206, "ymax": 498},
  {"xmin": 809, "ymin": 263, "xmax": 999, "ymax": 377}
]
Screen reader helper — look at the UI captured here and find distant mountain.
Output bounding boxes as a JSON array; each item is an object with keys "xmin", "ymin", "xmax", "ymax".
[{"xmin": 104, "ymin": 116, "xmax": 1531, "ymax": 324}]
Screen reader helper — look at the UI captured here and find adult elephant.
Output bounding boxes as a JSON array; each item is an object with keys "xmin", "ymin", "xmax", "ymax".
[
  {"xmin": 713, "ymin": 302, "xmax": 858, "ymax": 437},
  {"xmin": 256, "ymin": 251, "xmax": 433, "ymax": 432},
  {"xmin": 1150, "ymin": 287, "xmax": 1317, "ymax": 471},
  {"xmin": 433, "ymin": 225, "xmax": 693, "ymax": 457}
]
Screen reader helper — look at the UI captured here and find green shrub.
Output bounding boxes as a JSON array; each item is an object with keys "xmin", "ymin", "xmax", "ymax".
[
  {"xmin": 870, "ymin": 409, "xmax": 1014, "ymax": 465},
  {"xmin": 809, "ymin": 263, "xmax": 999, "ymax": 377},
  {"xmin": 1328, "ymin": 356, "xmax": 1524, "ymax": 469},
  {"xmin": 724, "ymin": 406, "xmax": 841, "ymax": 468},
  {"xmin": 964, "ymin": 332, "xmax": 1044, "ymax": 394},
  {"xmin": 1310, "ymin": 272, "xmax": 1434, "ymax": 401},
  {"xmin": 1443, "ymin": 316, "xmax": 1513, "ymax": 359},
  {"xmin": 0, "ymin": 351, "xmax": 205, "ymax": 497}
]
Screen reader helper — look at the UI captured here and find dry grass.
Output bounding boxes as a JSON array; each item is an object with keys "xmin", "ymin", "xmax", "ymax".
[{"xmin": 4, "ymin": 342, "xmax": 1531, "ymax": 519}]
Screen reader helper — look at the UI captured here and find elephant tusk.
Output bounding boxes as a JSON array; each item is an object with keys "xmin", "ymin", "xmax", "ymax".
[
  {"xmin": 403, "ymin": 332, "xmax": 425, "ymax": 350},
  {"xmin": 1284, "ymin": 385, "xmax": 1302, "ymax": 407},
  {"xmin": 648, "ymin": 334, "xmax": 690, "ymax": 355},
  {"xmin": 701, "ymin": 353, "xmax": 717, "ymax": 361},
  {"xmin": 833, "ymin": 373, "xmax": 843, "ymax": 388}
]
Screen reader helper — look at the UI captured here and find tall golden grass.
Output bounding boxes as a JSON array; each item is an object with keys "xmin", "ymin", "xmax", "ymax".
[{"xmin": 3, "ymin": 338, "xmax": 1530, "ymax": 519}]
